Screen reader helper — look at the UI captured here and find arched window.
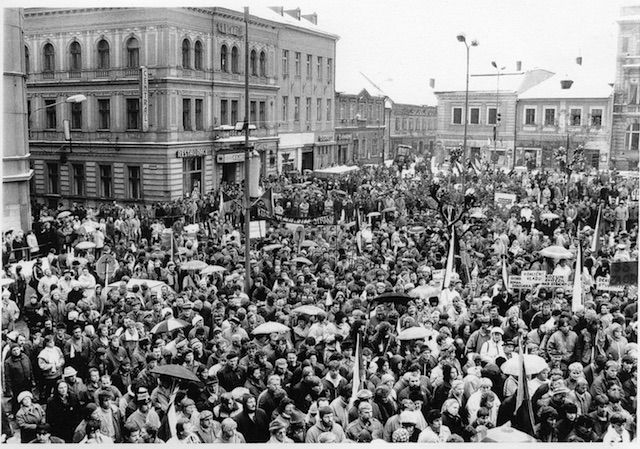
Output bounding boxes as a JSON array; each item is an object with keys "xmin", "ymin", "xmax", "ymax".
[
  {"xmin": 250, "ymin": 49, "xmax": 257, "ymax": 76},
  {"xmin": 43, "ymin": 43, "xmax": 55, "ymax": 72},
  {"xmin": 259, "ymin": 51, "xmax": 266, "ymax": 77},
  {"xmin": 194, "ymin": 40, "xmax": 203, "ymax": 70},
  {"xmin": 69, "ymin": 41, "xmax": 82, "ymax": 71},
  {"xmin": 625, "ymin": 123, "xmax": 640, "ymax": 151},
  {"xmin": 97, "ymin": 39, "xmax": 110, "ymax": 69},
  {"xmin": 231, "ymin": 46, "xmax": 239, "ymax": 73},
  {"xmin": 181, "ymin": 39, "xmax": 191, "ymax": 68},
  {"xmin": 126, "ymin": 37, "xmax": 140, "ymax": 68},
  {"xmin": 220, "ymin": 44, "xmax": 228, "ymax": 72},
  {"xmin": 24, "ymin": 46, "xmax": 30, "ymax": 74}
]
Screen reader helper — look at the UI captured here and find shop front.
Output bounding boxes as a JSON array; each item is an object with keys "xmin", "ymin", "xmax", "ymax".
[
  {"xmin": 314, "ymin": 133, "xmax": 336, "ymax": 169},
  {"xmin": 174, "ymin": 146, "xmax": 211, "ymax": 198}
]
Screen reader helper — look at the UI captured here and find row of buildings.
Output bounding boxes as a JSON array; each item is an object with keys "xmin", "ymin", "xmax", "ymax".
[{"xmin": 2, "ymin": 6, "xmax": 637, "ymax": 230}]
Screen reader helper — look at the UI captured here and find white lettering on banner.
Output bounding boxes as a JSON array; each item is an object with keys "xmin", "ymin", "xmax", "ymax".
[
  {"xmin": 217, "ymin": 152, "xmax": 245, "ymax": 164},
  {"xmin": 494, "ymin": 192, "xmax": 516, "ymax": 208},
  {"xmin": 140, "ymin": 66, "xmax": 149, "ymax": 132},
  {"xmin": 521, "ymin": 270, "xmax": 546, "ymax": 286},
  {"xmin": 176, "ymin": 148, "xmax": 209, "ymax": 158},
  {"xmin": 596, "ymin": 277, "xmax": 624, "ymax": 292}
]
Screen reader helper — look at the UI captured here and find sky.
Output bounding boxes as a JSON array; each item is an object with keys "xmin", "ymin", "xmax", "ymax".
[{"xmin": 8, "ymin": 0, "xmax": 630, "ymax": 105}]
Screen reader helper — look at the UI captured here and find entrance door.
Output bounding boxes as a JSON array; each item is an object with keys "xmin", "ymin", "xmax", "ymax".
[
  {"xmin": 301, "ymin": 151, "xmax": 314, "ymax": 171},
  {"xmin": 222, "ymin": 164, "xmax": 237, "ymax": 184}
]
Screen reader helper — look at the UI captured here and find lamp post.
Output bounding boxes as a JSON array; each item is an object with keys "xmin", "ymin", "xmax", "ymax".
[
  {"xmin": 243, "ymin": 7, "xmax": 252, "ymax": 295},
  {"xmin": 491, "ymin": 61, "xmax": 505, "ymax": 163},
  {"xmin": 456, "ymin": 34, "xmax": 478, "ymax": 165}
]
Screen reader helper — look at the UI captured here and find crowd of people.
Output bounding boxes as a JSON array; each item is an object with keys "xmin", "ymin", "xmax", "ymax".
[{"xmin": 0, "ymin": 158, "xmax": 637, "ymax": 444}]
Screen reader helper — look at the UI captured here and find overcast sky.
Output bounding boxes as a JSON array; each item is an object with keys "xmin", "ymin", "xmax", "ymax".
[{"xmin": 10, "ymin": 0, "xmax": 629, "ymax": 104}]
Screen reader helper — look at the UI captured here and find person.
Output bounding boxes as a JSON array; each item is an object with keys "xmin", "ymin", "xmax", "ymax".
[
  {"xmin": 194, "ymin": 410, "xmax": 220, "ymax": 443},
  {"xmin": 93, "ymin": 391, "xmax": 123, "ymax": 442},
  {"xmin": 214, "ymin": 417, "xmax": 246, "ymax": 443},
  {"xmin": 418, "ymin": 409, "xmax": 451, "ymax": 443},
  {"xmin": 46, "ymin": 380, "xmax": 82, "ymax": 442},
  {"xmin": 15, "ymin": 391, "xmax": 45, "ymax": 443},
  {"xmin": 165, "ymin": 418, "xmax": 201, "ymax": 444},
  {"xmin": 4, "ymin": 344, "xmax": 34, "ymax": 414},
  {"xmin": 37, "ymin": 335, "xmax": 65, "ymax": 402},
  {"xmin": 268, "ymin": 419, "xmax": 294, "ymax": 443},
  {"xmin": 78, "ymin": 419, "xmax": 114, "ymax": 444},
  {"xmin": 125, "ymin": 387, "xmax": 161, "ymax": 433},
  {"xmin": 602, "ymin": 412, "xmax": 631, "ymax": 443},
  {"xmin": 28, "ymin": 423, "xmax": 65, "ymax": 444},
  {"xmin": 346, "ymin": 401, "xmax": 383, "ymax": 441},
  {"xmin": 305, "ymin": 405, "xmax": 346, "ymax": 443},
  {"xmin": 234, "ymin": 394, "xmax": 269, "ymax": 443}
]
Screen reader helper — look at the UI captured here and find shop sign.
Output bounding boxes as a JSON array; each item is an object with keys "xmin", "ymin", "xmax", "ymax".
[
  {"xmin": 217, "ymin": 152, "xmax": 245, "ymax": 164},
  {"xmin": 176, "ymin": 148, "xmax": 209, "ymax": 158},
  {"xmin": 140, "ymin": 66, "xmax": 149, "ymax": 132},
  {"xmin": 337, "ymin": 134, "xmax": 353, "ymax": 141},
  {"xmin": 217, "ymin": 22, "xmax": 243, "ymax": 36},
  {"xmin": 317, "ymin": 134, "xmax": 334, "ymax": 142}
]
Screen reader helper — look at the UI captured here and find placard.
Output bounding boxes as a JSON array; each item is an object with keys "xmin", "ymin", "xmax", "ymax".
[
  {"xmin": 494, "ymin": 192, "xmax": 517, "ymax": 208},
  {"xmin": 249, "ymin": 220, "xmax": 266, "ymax": 239},
  {"xmin": 596, "ymin": 277, "xmax": 624, "ymax": 292},
  {"xmin": 521, "ymin": 270, "xmax": 546, "ymax": 286},
  {"xmin": 541, "ymin": 275, "xmax": 568, "ymax": 288},
  {"xmin": 508, "ymin": 275, "xmax": 523, "ymax": 289},
  {"xmin": 610, "ymin": 261, "xmax": 638, "ymax": 286}
]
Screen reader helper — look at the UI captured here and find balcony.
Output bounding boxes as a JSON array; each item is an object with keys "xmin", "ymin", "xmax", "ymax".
[{"xmin": 27, "ymin": 68, "xmax": 143, "ymax": 83}]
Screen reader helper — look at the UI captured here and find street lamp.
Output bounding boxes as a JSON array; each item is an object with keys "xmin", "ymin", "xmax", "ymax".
[
  {"xmin": 457, "ymin": 33, "xmax": 478, "ymax": 166},
  {"xmin": 491, "ymin": 61, "xmax": 505, "ymax": 162}
]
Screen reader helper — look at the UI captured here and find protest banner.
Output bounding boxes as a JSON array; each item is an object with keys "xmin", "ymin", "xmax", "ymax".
[
  {"xmin": 494, "ymin": 192, "xmax": 517, "ymax": 208},
  {"xmin": 508, "ymin": 275, "xmax": 523, "ymax": 289},
  {"xmin": 596, "ymin": 276, "xmax": 625, "ymax": 292},
  {"xmin": 610, "ymin": 261, "xmax": 638, "ymax": 286},
  {"xmin": 542, "ymin": 275, "xmax": 568, "ymax": 288},
  {"xmin": 521, "ymin": 270, "xmax": 546, "ymax": 286}
]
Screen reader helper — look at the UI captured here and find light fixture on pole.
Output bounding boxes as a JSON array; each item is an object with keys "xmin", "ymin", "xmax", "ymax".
[
  {"xmin": 456, "ymin": 33, "xmax": 478, "ymax": 166},
  {"xmin": 243, "ymin": 7, "xmax": 252, "ymax": 295},
  {"xmin": 491, "ymin": 61, "xmax": 505, "ymax": 163}
]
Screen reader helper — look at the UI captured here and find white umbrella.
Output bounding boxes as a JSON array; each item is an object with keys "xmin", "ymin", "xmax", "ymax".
[
  {"xmin": 201, "ymin": 265, "xmax": 226, "ymax": 275},
  {"xmin": 151, "ymin": 318, "xmax": 189, "ymax": 334},
  {"xmin": 57, "ymin": 211, "xmax": 71, "ymax": 219},
  {"xmin": 501, "ymin": 354, "xmax": 549, "ymax": 376},
  {"xmin": 252, "ymin": 322, "xmax": 290, "ymax": 335},
  {"xmin": 180, "ymin": 260, "xmax": 208, "ymax": 271},
  {"xmin": 539, "ymin": 245, "xmax": 573, "ymax": 259},
  {"xmin": 409, "ymin": 285, "xmax": 441, "ymax": 299},
  {"xmin": 291, "ymin": 257, "xmax": 312, "ymax": 265},
  {"xmin": 482, "ymin": 424, "xmax": 537, "ymax": 442},
  {"xmin": 540, "ymin": 212, "xmax": 560, "ymax": 220},
  {"xmin": 75, "ymin": 241, "xmax": 96, "ymax": 250},
  {"xmin": 398, "ymin": 327, "xmax": 431, "ymax": 341},
  {"xmin": 292, "ymin": 305, "xmax": 325, "ymax": 315}
]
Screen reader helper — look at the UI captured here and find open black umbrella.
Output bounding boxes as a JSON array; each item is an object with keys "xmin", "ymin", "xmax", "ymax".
[
  {"xmin": 370, "ymin": 292, "xmax": 413, "ymax": 305},
  {"xmin": 150, "ymin": 364, "xmax": 201, "ymax": 383}
]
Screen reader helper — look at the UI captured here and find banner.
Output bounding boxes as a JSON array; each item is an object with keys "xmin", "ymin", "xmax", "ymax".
[
  {"xmin": 541, "ymin": 275, "xmax": 568, "ymax": 288},
  {"xmin": 596, "ymin": 276, "xmax": 625, "ymax": 292},
  {"xmin": 249, "ymin": 221, "xmax": 267, "ymax": 239},
  {"xmin": 509, "ymin": 275, "xmax": 523, "ymax": 289},
  {"xmin": 610, "ymin": 261, "xmax": 638, "ymax": 286},
  {"xmin": 250, "ymin": 188, "xmax": 273, "ymax": 220},
  {"xmin": 275, "ymin": 214, "xmax": 335, "ymax": 226},
  {"xmin": 521, "ymin": 270, "xmax": 546, "ymax": 286},
  {"xmin": 494, "ymin": 192, "xmax": 517, "ymax": 208}
]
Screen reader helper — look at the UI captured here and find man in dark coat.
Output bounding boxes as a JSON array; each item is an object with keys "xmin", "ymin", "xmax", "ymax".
[
  {"xmin": 217, "ymin": 352, "xmax": 246, "ymax": 392},
  {"xmin": 234, "ymin": 394, "xmax": 269, "ymax": 443},
  {"xmin": 3, "ymin": 344, "xmax": 33, "ymax": 413}
]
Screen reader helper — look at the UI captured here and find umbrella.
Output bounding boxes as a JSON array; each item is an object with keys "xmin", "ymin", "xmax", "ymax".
[
  {"xmin": 263, "ymin": 243, "xmax": 284, "ymax": 252},
  {"xmin": 231, "ymin": 387, "xmax": 250, "ymax": 400},
  {"xmin": 381, "ymin": 207, "xmax": 396, "ymax": 213},
  {"xmin": 291, "ymin": 257, "xmax": 312, "ymax": 265},
  {"xmin": 180, "ymin": 260, "xmax": 208, "ymax": 271},
  {"xmin": 40, "ymin": 216, "xmax": 54, "ymax": 222},
  {"xmin": 292, "ymin": 305, "xmax": 325, "ymax": 315},
  {"xmin": 252, "ymin": 321, "xmax": 290, "ymax": 335},
  {"xmin": 470, "ymin": 211, "xmax": 487, "ymax": 219},
  {"xmin": 408, "ymin": 226, "xmax": 426, "ymax": 235},
  {"xmin": 75, "ymin": 241, "xmax": 96, "ymax": 250},
  {"xmin": 482, "ymin": 424, "xmax": 537, "ymax": 443},
  {"xmin": 367, "ymin": 212, "xmax": 381, "ymax": 217},
  {"xmin": 80, "ymin": 220, "xmax": 100, "ymax": 233},
  {"xmin": 540, "ymin": 212, "xmax": 560, "ymax": 220},
  {"xmin": 70, "ymin": 257, "xmax": 88, "ymax": 266},
  {"xmin": 398, "ymin": 326, "xmax": 431, "ymax": 341},
  {"xmin": 201, "ymin": 265, "xmax": 226, "ymax": 275},
  {"xmin": 150, "ymin": 318, "xmax": 189, "ymax": 334},
  {"xmin": 409, "ymin": 285, "xmax": 440, "ymax": 299},
  {"xmin": 0, "ymin": 278, "xmax": 15, "ymax": 288},
  {"xmin": 539, "ymin": 245, "xmax": 573, "ymax": 259},
  {"xmin": 299, "ymin": 240, "xmax": 317, "ymax": 248},
  {"xmin": 150, "ymin": 364, "xmax": 201, "ymax": 383},
  {"xmin": 501, "ymin": 354, "xmax": 549, "ymax": 376},
  {"xmin": 332, "ymin": 189, "xmax": 347, "ymax": 195},
  {"xmin": 371, "ymin": 292, "xmax": 413, "ymax": 305},
  {"xmin": 57, "ymin": 211, "xmax": 71, "ymax": 219}
]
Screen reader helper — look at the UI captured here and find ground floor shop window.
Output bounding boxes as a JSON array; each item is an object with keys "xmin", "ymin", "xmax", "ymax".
[{"xmin": 183, "ymin": 157, "xmax": 203, "ymax": 197}]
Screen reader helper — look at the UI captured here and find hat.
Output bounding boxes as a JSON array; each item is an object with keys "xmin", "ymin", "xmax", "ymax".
[
  {"xmin": 392, "ymin": 428, "xmax": 410, "ymax": 442},
  {"xmin": 318, "ymin": 405, "xmax": 333, "ymax": 418},
  {"xmin": 220, "ymin": 418, "xmax": 237, "ymax": 430},
  {"xmin": 229, "ymin": 316, "xmax": 241, "ymax": 325},
  {"xmin": 181, "ymin": 398, "xmax": 195, "ymax": 407},
  {"xmin": 399, "ymin": 411, "xmax": 418, "ymax": 425},
  {"xmin": 269, "ymin": 420, "xmax": 286, "ymax": 433},
  {"xmin": 552, "ymin": 386, "xmax": 570, "ymax": 396},
  {"xmin": 136, "ymin": 387, "xmax": 150, "ymax": 402},
  {"xmin": 192, "ymin": 315, "xmax": 203, "ymax": 326},
  {"xmin": 200, "ymin": 410, "xmax": 214, "ymax": 421},
  {"xmin": 491, "ymin": 327, "xmax": 504, "ymax": 335},
  {"xmin": 6, "ymin": 331, "xmax": 19, "ymax": 342},
  {"xmin": 17, "ymin": 391, "xmax": 33, "ymax": 404},
  {"xmin": 190, "ymin": 338, "xmax": 203, "ymax": 347},
  {"xmin": 356, "ymin": 389, "xmax": 373, "ymax": 400},
  {"xmin": 63, "ymin": 366, "xmax": 78, "ymax": 377}
]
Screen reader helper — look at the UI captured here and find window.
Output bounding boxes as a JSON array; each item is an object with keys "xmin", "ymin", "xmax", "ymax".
[
  {"xmin": 220, "ymin": 99, "xmax": 228, "ymax": 125},
  {"xmin": 487, "ymin": 107, "xmax": 497, "ymax": 125},
  {"xmin": 317, "ymin": 98, "xmax": 322, "ymax": 122},
  {"xmin": 250, "ymin": 50, "xmax": 257, "ymax": 76},
  {"xmin": 182, "ymin": 98, "xmax": 191, "ymax": 130},
  {"xmin": 625, "ymin": 123, "xmax": 640, "ymax": 151},
  {"xmin": 327, "ymin": 58, "xmax": 333, "ymax": 82},
  {"xmin": 629, "ymin": 81, "xmax": 639, "ymax": 104},
  {"xmin": 282, "ymin": 96, "xmax": 288, "ymax": 121},
  {"xmin": 306, "ymin": 54, "xmax": 312, "ymax": 78},
  {"xmin": 47, "ymin": 163, "xmax": 59, "ymax": 194},
  {"xmin": 99, "ymin": 165, "xmax": 112, "ymax": 197},
  {"xmin": 24, "ymin": 46, "xmax": 29, "ymax": 74},
  {"xmin": 69, "ymin": 41, "xmax": 82, "ymax": 71},
  {"xmin": 282, "ymin": 50, "xmax": 289, "ymax": 76},
  {"xmin": 126, "ymin": 98, "xmax": 140, "ymax": 129},
  {"xmin": 127, "ymin": 166, "xmax": 142, "ymax": 199},
  {"xmin": 97, "ymin": 39, "xmax": 110, "ymax": 69},
  {"xmin": 220, "ymin": 45, "xmax": 228, "ymax": 72},
  {"xmin": 295, "ymin": 52, "xmax": 301, "ymax": 76},
  {"xmin": 195, "ymin": 99, "xmax": 203, "ymax": 130},
  {"xmin": 469, "ymin": 108, "xmax": 479, "ymax": 124},
  {"xmin": 259, "ymin": 101, "xmax": 266, "ymax": 127},
  {"xmin": 259, "ymin": 51, "xmax": 266, "ymax": 76},
  {"xmin": 181, "ymin": 39, "xmax": 191, "ymax": 68},
  {"xmin": 524, "ymin": 107, "xmax": 536, "ymax": 125},
  {"xmin": 395, "ymin": 117, "xmax": 400, "ymax": 130},
  {"xmin": 326, "ymin": 99, "xmax": 332, "ymax": 121},
  {"xmin": 97, "ymin": 99, "xmax": 110, "ymax": 130},
  {"xmin": 317, "ymin": 56, "xmax": 323, "ymax": 79},
  {"xmin": 591, "ymin": 108, "xmax": 603, "ymax": 127},
  {"xmin": 570, "ymin": 108, "xmax": 582, "ymax": 126},
  {"xmin": 71, "ymin": 102, "xmax": 82, "ymax": 129},
  {"xmin": 250, "ymin": 101, "xmax": 257, "ymax": 123},
  {"xmin": 305, "ymin": 97, "xmax": 311, "ymax": 121},
  {"xmin": 45, "ymin": 99, "xmax": 57, "ymax": 129},
  {"xmin": 452, "ymin": 107, "xmax": 462, "ymax": 124},
  {"xmin": 231, "ymin": 46, "xmax": 239, "ymax": 73},
  {"xmin": 194, "ymin": 41, "xmax": 203, "ymax": 70},
  {"xmin": 43, "ymin": 43, "xmax": 55, "ymax": 72},
  {"xmin": 623, "ymin": 37, "xmax": 629, "ymax": 53},
  {"xmin": 231, "ymin": 100, "xmax": 238, "ymax": 125},
  {"xmin": 27, "ymin": 100, "xmax": 31, "ymax": 130},
  {"xmin": 294, "ymin": 97, "xmax": 300, "ymax": 121},
  {"xmin": 72, "ymin": 163, "xmax": 85, "ymax": 196},
  {"xmin": 183, "ymin": 157, "xmax": 203, "ymax": 196},
  {"xmin": 544, "ymin": 108, "xmax": 556, "ymax": 126},
  {"xmin": 126, "ymin": 37, "xmax": 139, "ymax": 68}
]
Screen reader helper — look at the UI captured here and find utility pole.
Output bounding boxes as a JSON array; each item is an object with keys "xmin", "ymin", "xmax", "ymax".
[{"xmin": 243, "ymin": 7, "xmax": 251, "ymax": 294}]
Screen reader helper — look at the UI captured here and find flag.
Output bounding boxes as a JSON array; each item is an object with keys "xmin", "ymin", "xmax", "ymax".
[
  {"xmin": 349, "ymin": 333, "xmax": 362, "ymax": 407},
  {"xmin": 250, "ymin": 188, "xmax": 274, "ymax": 220},
  {"xmin": 572, "ymin": 241, "xmax": 583, "ymax": 312},
  {"xmin": 218, "ymin": 189, "xmax": 225, "ymax": 216},
  {"xmin": 502, "ymin": 256, "xmax": 511, "ymax": 293},
  {"xmin": 325, "ymin": 289, "xmax": 333, "ymax": 306},
  {"xmin": 443, "ymin": 226, "xmax": 456, "ymax": 288},
  {"xmin": 590, "ymin": 204, "xmax": 601, "ymax": 253},
  {"xmin": 452, "ymin": 161, "xmax": 464, "ymax": 177},
  {"xmin": 513, "ymin": 348, "xmax": 536, "ymax": 436}
]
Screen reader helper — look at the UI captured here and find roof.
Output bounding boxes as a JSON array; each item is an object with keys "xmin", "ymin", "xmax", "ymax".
[
  {"xmin": 518, "ymin": 68, "xmax": 613, "ymax": 100},
  {"xmin": 356, "ymin": 76, "xmax": 437, "ymax": 106},
  {"xmin": 435, "ymin": 69, "xmax": 554, "ymax": 94}
]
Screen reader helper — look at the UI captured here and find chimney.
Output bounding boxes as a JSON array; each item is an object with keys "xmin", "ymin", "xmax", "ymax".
[
  {"xmin": 301, "ymin": 12, "xmax": 317, "ymax": 25},
  {"xmin": 516, "ymin": 61, "xmax": 522, "ymax": 71},
  {"xmin": 560, "ymin": 79, "xmax": 573, "ymax": 89},
  {"xmin": 429, "ymin": 78, "xmax": 435, "ymax": 89},
  {"xmin": 268, "ymin": 6, "xmax": 284, "ymax": 16},
  {"xmin": 284, "ymin": 7, "xmax": 301, "ymax": 20},
  {"xmin": 576, "ymin": 56, "xmax": 583, "ymax": 66}
]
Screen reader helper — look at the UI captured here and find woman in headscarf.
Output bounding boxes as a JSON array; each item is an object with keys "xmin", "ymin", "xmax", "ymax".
[
  {"xmin": 441, "ymin": 398, "xmax": 466, "ymax": 440},
  {"xmin": 604, "ymin": 322, "xmax": 628, "ymax": 361},
  {"xmin": 15, "ymin": 391, "xmax": 45, "ymax": 443}
]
